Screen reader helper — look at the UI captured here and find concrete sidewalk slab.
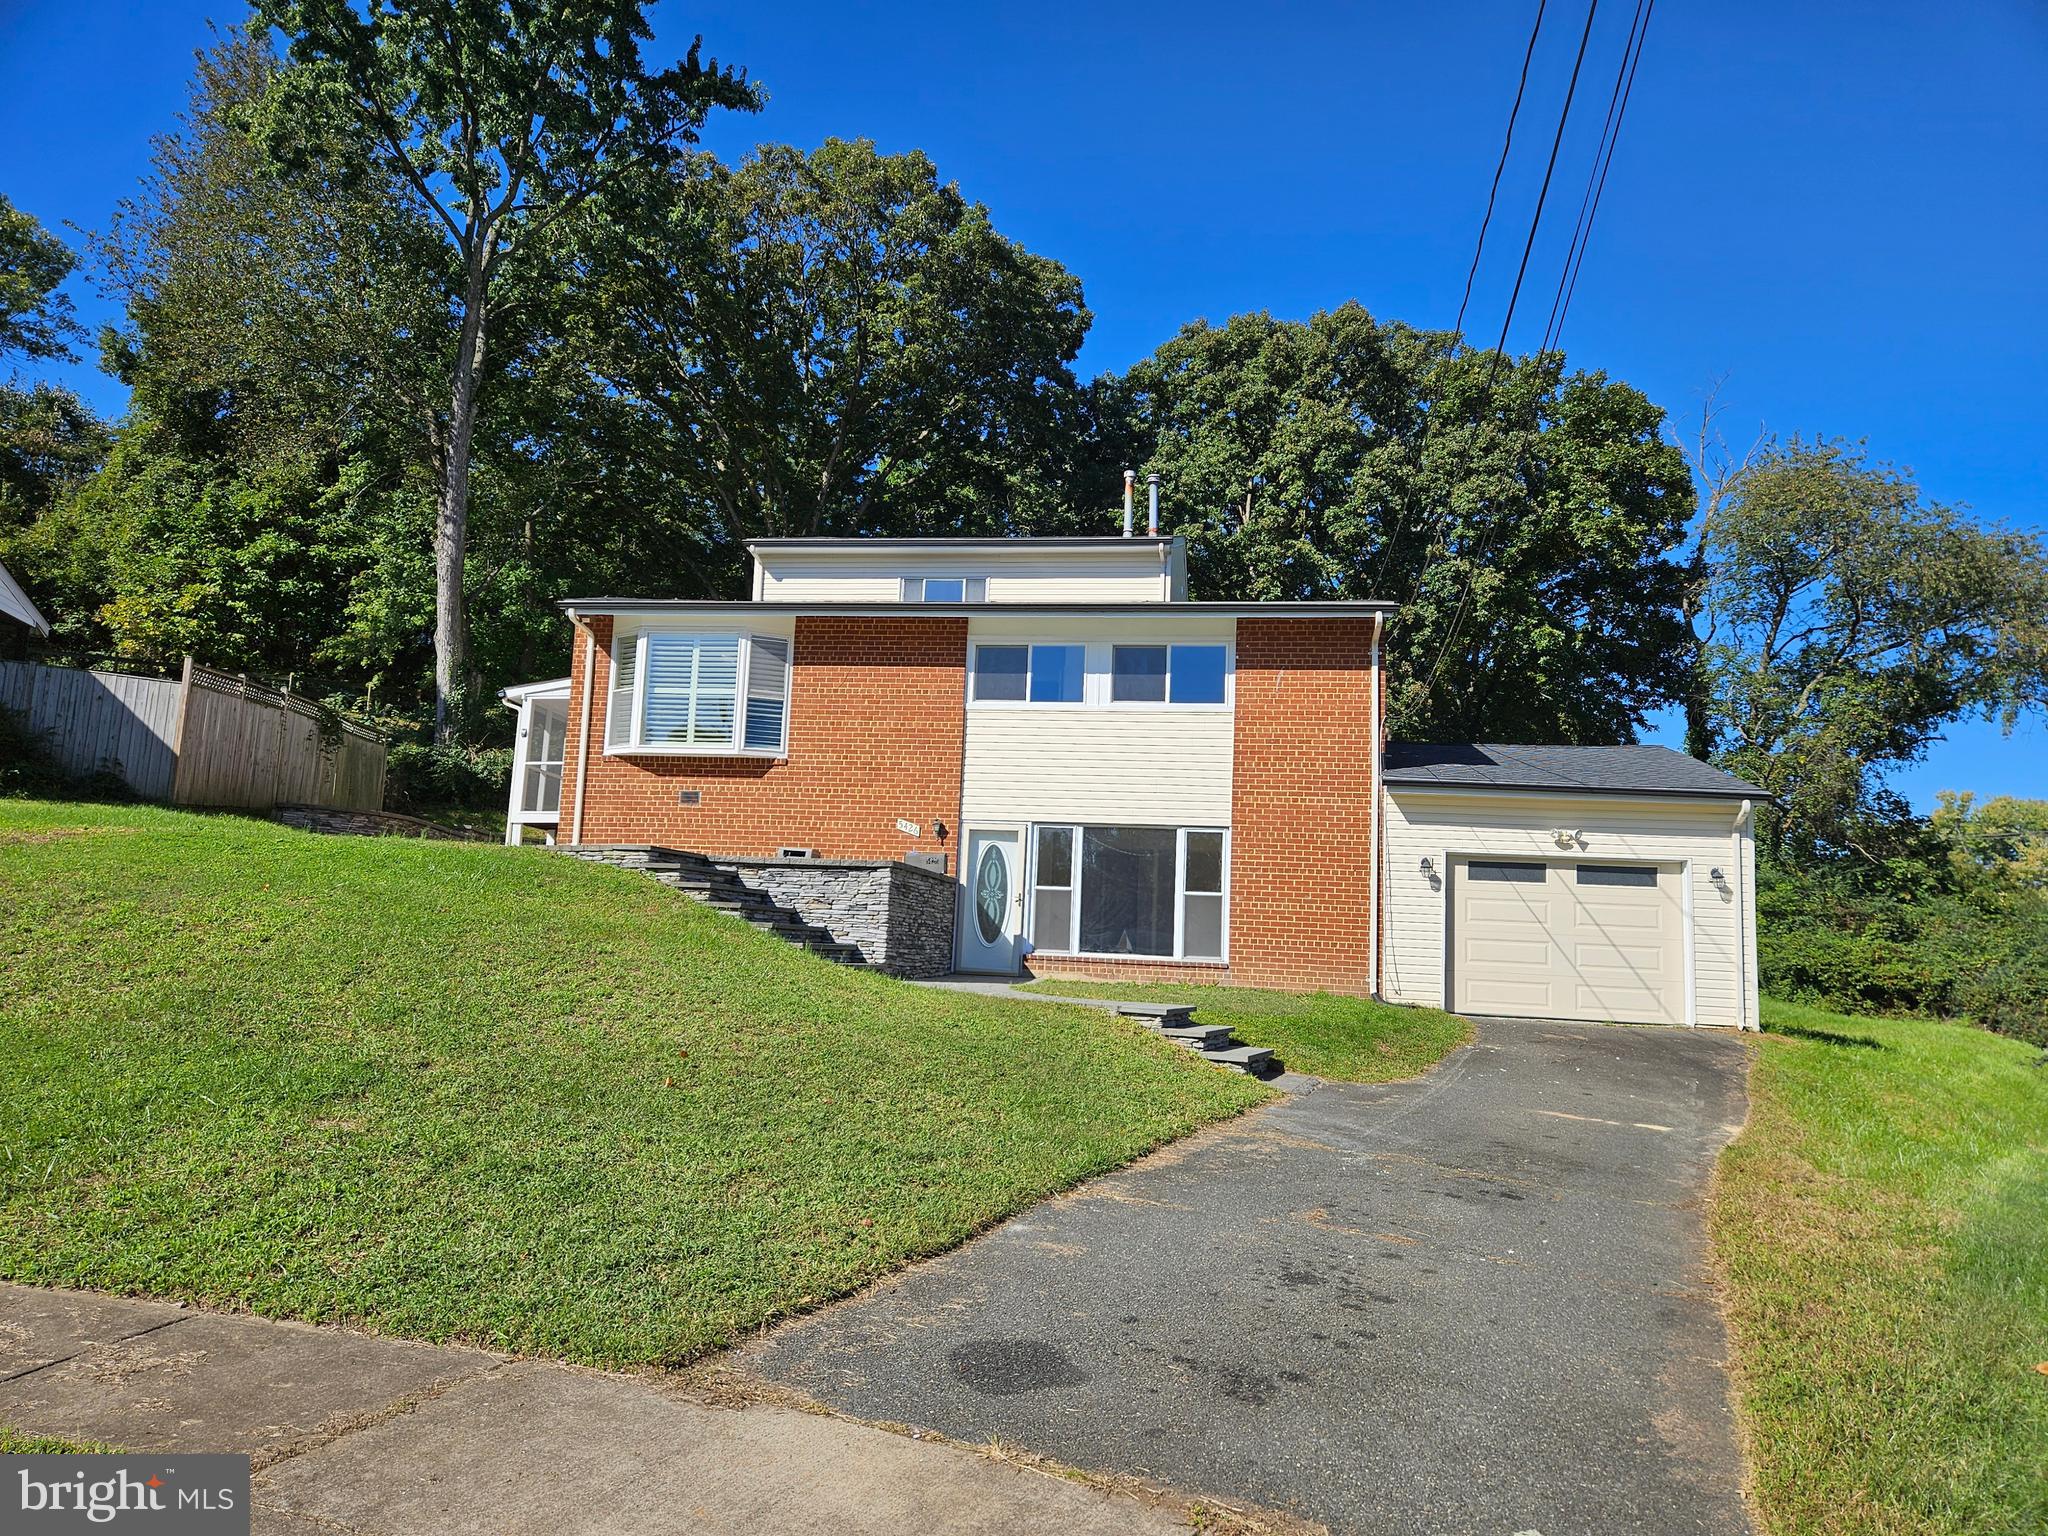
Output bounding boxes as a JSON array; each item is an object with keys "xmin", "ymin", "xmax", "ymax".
[
  {"xmin": 254, "ymin": 1359, "xmax": 1190, "ymax": 1536},
  {"xmin": 0, "ymin": 1289, "xmax": 500, "ymax": 1456},
  {"xmin": 0, "ymin": 1286, "xmax": 187, "ymax": 1381},
  {"xmin": 0, "ymin": 1284, "xmax": 1207, "ymax": 1533}
]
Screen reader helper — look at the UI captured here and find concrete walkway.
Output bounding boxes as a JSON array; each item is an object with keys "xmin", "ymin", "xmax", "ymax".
[
  {"xmin": 742, "ymin": 1015, "xmax": 1755, "ymax": 1536},
  {"xmin": 0, "ymin": 1283, "xmax": 1198, "ymax": 1535}
]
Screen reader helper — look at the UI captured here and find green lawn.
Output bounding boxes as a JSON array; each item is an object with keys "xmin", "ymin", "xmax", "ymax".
[
  {"xmin": 1017, "ymin": 978, "xmax": 1471, "ymax": 1081},
  {"xmin": 0, "ymin": 800, "xmax": 1266, "ymax": 1367},
  {"xmin": 1713, "ymin": 998, "xmax": 2048, "ymax": 1536},
  {"xmin": 0, "ymin": 1427, "xmax": 114, "ymax": 1453}
]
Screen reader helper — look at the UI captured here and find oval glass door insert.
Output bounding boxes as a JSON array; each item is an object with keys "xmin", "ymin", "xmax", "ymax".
[{"xmin": 975, "ymin": 844, "xmax": 1008, "ymax": 944}]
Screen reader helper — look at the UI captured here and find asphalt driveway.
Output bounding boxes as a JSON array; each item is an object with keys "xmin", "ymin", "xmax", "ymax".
[{"xmin": 742, "ymin": 1015, "xmax": 1754, "ymax": 1536}]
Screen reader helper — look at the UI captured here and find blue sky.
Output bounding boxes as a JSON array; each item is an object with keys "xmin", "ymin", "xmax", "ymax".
[{"xmin": 2, "ymin": 1, "xmax": 2043, "ymax": 805}]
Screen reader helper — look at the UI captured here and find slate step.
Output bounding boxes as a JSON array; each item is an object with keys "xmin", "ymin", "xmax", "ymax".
[
  {"xmin": 1204, "ymin": 1044, "xmax": 1276, "ymax": 1074},
  {"xmin": 1112, "ymin": 1002, "xmax": 1197, "ymax": 1024},
  {"xmin": 1160, "ymin": 1023, "xmax": 1236, "ymax": 1050}
]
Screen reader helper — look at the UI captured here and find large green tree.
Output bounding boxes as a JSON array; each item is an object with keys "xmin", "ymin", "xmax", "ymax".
[
  {"xmin": 254, "ymin": 0, "xmax": 756, "ymax": 735},
  {"xmin": 0, "ymin": 192, "xmax": 86, "ymax": 366},
  {"xmin": 1102, "ymin": 306, "xmax": 1695, "ymax": 744},
  {"xmin": 570, "ymin": 137, "xmax": 1090, "ymax": 591},
  {"xmin": 1698, "ymin": 437, "xmax": 2048, "ymax": 861}
]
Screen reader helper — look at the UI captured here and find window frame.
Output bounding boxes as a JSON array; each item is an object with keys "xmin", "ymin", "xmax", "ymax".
[
  {"xmin": 604, "ymin": 627, "xmax": 792, "ymax": 757},
  {"xmin": 969, "ymin": 641, "xmax": 1088, "ymax": 706},
  {"xmin": 968, "ymin": 638, "xmax": 1234, "ymax": 710},
  {"xmin": 902, "ymin": 575, "xmax": 988, "ymax": 603},
  {"xmin": 1024, "ymin": 822, "xmax": 1230, "ymax": 963}
]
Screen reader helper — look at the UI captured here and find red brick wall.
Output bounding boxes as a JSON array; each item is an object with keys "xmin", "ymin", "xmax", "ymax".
[
  {"xmin": 561, "ymin": 614, "xmax": 968, "ymax": 862},
  {"xmin": 1224, "ymin": 616, "xmax": 1378, "ymax": 993}
]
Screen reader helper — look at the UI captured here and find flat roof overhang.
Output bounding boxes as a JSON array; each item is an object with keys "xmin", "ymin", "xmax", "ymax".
[
  {"xmin": 1383, "ymin": 780, "xmax": 1770, "ymax": 805},
  {"xmin": 559, "ymin": 598, "xmax": 1397, "ymax": 619},
  {"xmin": 742, "ymin": 536, "xmax": 1179, "ymax": 552}
]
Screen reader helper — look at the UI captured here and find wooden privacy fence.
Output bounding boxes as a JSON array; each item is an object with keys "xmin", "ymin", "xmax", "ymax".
[{"xmin": 0, "ymin": 657, "xmax": 388, "ymax": 812}]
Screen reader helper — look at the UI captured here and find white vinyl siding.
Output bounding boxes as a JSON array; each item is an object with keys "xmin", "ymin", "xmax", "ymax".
[
  {"xmin": 1381, "ymin": 789, "xmax": 1758, "ymax": 1028},
  {"xmin": 757, "ymin": 550, "xmax": 1175, "ymax": 603},
  {"xmin": 963, "ymin": 708, "xmax": 1233, "ymax": 824}
]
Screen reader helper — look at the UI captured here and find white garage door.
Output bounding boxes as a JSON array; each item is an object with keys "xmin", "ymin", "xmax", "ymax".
[{"xmin": 1450, "ymin": 858, "xmax": 1685, "ymax": 1024}]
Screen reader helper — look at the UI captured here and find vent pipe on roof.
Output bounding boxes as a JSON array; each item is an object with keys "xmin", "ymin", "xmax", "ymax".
[
  {"xmin": 1147, "ymin": 473, "xmax": 1159, "ymax": 535},
  {"xmin": 1122, "ymin": 468, "xmax": 1134, "ymax": 536}
]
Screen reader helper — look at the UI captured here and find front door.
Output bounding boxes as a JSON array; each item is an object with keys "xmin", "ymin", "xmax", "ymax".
[{"xmin": 959, "ymin": 828, "xmax": 1023, "ymax": 973}]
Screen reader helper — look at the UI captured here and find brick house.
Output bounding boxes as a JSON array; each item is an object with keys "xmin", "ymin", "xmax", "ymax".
[{"xmin": 502, "ymin": 534, "xmax": 1764, "ymax": 1026}]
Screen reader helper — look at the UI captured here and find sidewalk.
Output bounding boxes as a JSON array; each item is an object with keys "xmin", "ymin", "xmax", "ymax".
[{"xmin": 0, "ymin": 1283, "xmax": 1193, "ymax": 1534}]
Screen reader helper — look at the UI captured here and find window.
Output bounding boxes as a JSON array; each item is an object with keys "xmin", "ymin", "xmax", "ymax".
[
  {"xmin": 1577, "ymin": 864, "xmax": 1658, "ymax": 887},
  {"xmin": 1028, "ymin": 824, "xmax": 1227, "ymax": 960},
  {"xmin": 1031, "ymin": 825, "xmax": 1074, "ymax": 950},
  {"xmin": 1468, "ymin": 861, "xmax": 1545, "ymax": 883},
  {"xmin": 902, "ymin": 576, "xmax": 986, "ymax": 602},
  {"xmin": 744, "ymin": 636, "xmax": 790, "ymax": 752},
  {"xmin": 1029, "ymin": 644, "xmax": 1085, "ymax": 702},
  {"xmin": 1182, "ymin": 829, "xmax": 1225, "ymax": 958},
  {"xmin": 1110, "ymin": 643, "xmax": 1229, "ymax": 704},
  {"xmin": 605, "ymin": 630, "xmax": 790, "ymax": 754},
  {"xmin": 1111, "ymin": 645, "xmax": 1167, "ymax": 702},
  {"xmin": 972, "ymin": 645, "xmax": 1028, "ymax": 701},
  {"xmin": 1169, "ymin": 645, "xmax": 1228, "ymax": 704}
]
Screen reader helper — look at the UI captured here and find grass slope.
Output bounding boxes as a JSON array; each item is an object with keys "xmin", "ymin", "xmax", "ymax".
[
  {"xmin": 1018, "ymin": 978, "xmax": 1470, "ymax": 1082},
  {"xmin": 1714, "ymin": 999, "xmax": 2048, "ymax": 1536},
  {"xmin": 0, "ymin": 801, "xmax": 1265, "ymax": 1366}
]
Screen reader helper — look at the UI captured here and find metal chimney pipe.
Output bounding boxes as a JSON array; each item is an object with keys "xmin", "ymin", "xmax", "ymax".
[
  {"xmin": 1122, "ymin": 468, "xmax": 1135, "ymax": 537},
  {"xmin": 1146, "ymin": 473, "xmax": 1159, "ymax": 535}
]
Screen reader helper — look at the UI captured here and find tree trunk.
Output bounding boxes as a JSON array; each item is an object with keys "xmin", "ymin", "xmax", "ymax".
[
  {"xmin": 1680, "ymin": 540, "xmax": 1714, "ymax": 759},
  {"xmin": 432, "ymin": 249, "xmax": 491, "ymax": 743}
]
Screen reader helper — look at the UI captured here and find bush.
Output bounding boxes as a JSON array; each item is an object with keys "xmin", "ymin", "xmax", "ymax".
[
  {"xmin": 1757, "ymin": 863, "xmax": 2048, "ymax": 1046},
  {"xmin": 384, "ymin": 739, "xmax": 513, "ymax": 817}
]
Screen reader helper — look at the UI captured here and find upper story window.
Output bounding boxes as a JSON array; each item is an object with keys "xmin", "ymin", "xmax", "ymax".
[
  {"xmin": 1110, "ymin": 644, "xmax": 1228, "ymax": 704},
  {"xmin": 606, "ymin": 630, "xmax": 790, "ymax": 755},
  {"xmin": 972, "ymin": 643, "xmax": 1084, "ymax": 703},
  {"xmin": 902, "ymin": 576, "xmax": 987, "ymax": 603},
  {"xmin": 971, "ymin": 639, "xmax": 1232, "ymax": 709}
]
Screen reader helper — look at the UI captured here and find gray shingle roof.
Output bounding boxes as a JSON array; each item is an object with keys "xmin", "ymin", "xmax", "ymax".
[{"xmin": 1383, "ymin": 742, "xmax": 1770, "ymax": 801}]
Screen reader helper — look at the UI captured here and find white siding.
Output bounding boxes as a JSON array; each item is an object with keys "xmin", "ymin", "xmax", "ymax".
[
  {"xmin": 756, "ymin": 548, "xmax": 1175, "ymax": 603},
  {"xmin": 962, "ymin": 707, "xmax": 1233, "ymax": 824},
  {"xmin": 1381, "ymin": 788, "xmax": 1759, "ymax": 1028}
]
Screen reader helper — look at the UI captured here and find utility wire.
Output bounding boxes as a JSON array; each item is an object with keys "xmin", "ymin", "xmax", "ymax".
[
  {"xmin": 1374, "ymin": 0, "xmax": 1552, "ymax": 602},
  {"xmin": 1538, "ymin": 0, "xmax": 1647, "ymax": 355},
  {"xmin": 1543, "ymin": 0, "xmax": 1655, "ymax": 355},
  {"xmin": 1453, "ymin": 0, "xmax": 1549, "ymax": 341},
  {"xmin": 1424, "ymin": 0, "xmax": 1604, "ymax": 705}
]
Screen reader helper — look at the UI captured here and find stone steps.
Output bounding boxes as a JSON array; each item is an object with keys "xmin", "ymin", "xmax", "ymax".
[
  {"xmin": 1109, "ymin": 1000, "xmax": 1280, "ymax": 1078},
  {"xmin": 563, "ymin": 846, "xmax": 871, "ymax": 968}
]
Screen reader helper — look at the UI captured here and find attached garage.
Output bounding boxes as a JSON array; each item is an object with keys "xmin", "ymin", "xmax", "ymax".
[{"xmin": 1379, "ymin": 744, "xmax": 1766, "ymax": 1030}]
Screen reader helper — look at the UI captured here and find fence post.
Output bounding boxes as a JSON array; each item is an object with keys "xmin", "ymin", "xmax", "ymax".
[{"xmin": 168, "ymin": 656, "xmax": 196, "ymax": 805}]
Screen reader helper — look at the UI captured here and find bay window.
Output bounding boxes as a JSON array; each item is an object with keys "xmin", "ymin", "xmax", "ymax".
[
  {"xmin": 605, "ymin": 630, "xmax": 791, "ymax": 754},
  {"xmin": 1028, "ymin": 824, "xmax": 1228, "ymax": 961}
]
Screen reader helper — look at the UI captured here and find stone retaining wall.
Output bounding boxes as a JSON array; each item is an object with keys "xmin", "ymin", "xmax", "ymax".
[
  {"xmin": 721, "ymin": 857, "xmax": 956, "ymax": 978},
  {"xmin": 274, "ymin": 804, "xmax": 490, "ymax": 842}
]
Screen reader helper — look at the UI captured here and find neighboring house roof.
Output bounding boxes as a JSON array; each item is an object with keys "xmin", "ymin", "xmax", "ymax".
[
  {"xmin": 560, "ymin": 598, "xmax": 1398, "ymax": 618},
  {"xmin": 1383, "ymin": 742, "xmax": 1770, "ymax": 801},
  {"xmin": 0, "ymin": 557, "xmax": 49, "ymax": 636}
]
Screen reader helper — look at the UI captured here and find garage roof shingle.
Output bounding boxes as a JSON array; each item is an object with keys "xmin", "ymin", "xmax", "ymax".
[{"xmin": 1383, "ymin": 742, "xmax": 1769, "ymax": 801}]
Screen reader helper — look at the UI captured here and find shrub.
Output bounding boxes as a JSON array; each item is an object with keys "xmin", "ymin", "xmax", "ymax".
[{"xmin": 384, "ymin": 739, "xmax": 513, "ymax": 817}]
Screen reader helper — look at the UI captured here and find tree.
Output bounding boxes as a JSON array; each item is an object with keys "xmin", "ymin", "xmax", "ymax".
[
  {"xmin": 571, "ymin": 138, "xmax": 1090, "ymax": 588},
  {"xmin": 254, "ymin": 0, "xmax": 756, "ymax": 735},
  {"xmin": 1104, "ymin": 306, "xmax": 1695, "ymax": 743},
  {"xmin": 1699, "ymin": 438, "xmax": 2048, "ymax": 860},
  {"xmin": 0, "ymin": 193, "xmax": 86, "ymax": 367}
]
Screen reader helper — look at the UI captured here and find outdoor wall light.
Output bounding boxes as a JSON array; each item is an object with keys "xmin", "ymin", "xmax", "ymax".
[
  {"xmin": 1419, "ymin": 856, "xmax": 1435, "ymax": 874},
  {"xmin": 1710, "ymin": 866, "xmax": 1726, "ymax": 883}
]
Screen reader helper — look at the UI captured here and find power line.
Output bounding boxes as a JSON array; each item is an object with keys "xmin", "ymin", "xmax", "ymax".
[
  {"xmin": 1453, "ymin": 0, "xmax": 1549, "ymax": 341},
  {"xmin": 1540, "ymin": 0, "xmax": 1655, "ymax": 357},
  {"xmin": 1424, "ymin": 0, "xmax": 1604, "ymax": 705},
  {"xmin": 1478, "ymin": 0, "xmax": 1604, "ymax": 397}
]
